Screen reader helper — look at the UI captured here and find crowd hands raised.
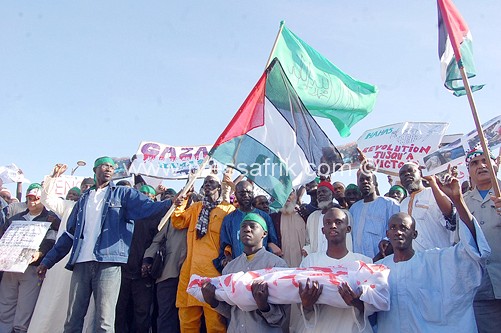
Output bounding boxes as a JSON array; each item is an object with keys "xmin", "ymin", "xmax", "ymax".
[{"xmin": 0, "ymin": 148, "xmax": 499, "ymax": 333}]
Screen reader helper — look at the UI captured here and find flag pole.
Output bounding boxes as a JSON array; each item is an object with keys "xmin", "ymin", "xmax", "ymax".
[
  {"xmin": 265, "ymin": 21, "xmax": 285, "ymax": 68},
  {"xmin": 157, "ymin": 155, "xmax": 211, "ymax": 230},
  {"xmin": 458, "ymin": 65, "xmax": 501, "ymax": 197}
]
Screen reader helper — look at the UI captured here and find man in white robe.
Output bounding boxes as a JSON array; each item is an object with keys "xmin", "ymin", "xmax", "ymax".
[
  {"xmin": 297, "ymin": 207, "xmax": 376, "ymax": 333},
  {"xmin": 303, "ymin": 182, "xmax": 353, "ymax": 256},
  {"xmin": 377, "ymin": 175, "xmax": 492, "ymax": 333}
]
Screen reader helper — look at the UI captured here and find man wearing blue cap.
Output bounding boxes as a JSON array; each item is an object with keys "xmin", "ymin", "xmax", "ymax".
[
  {"xmin": 202, "ymin": 213, "xmax": 287, "ymax": 332},
  {"xmin": 36, "ymin": 156, "xmax": 172, "ymax": 333}
]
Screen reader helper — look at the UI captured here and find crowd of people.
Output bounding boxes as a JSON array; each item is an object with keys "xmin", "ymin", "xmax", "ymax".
[{"xmin": 0, "ymin": 146, "xmax": 500, "ymax": 333}]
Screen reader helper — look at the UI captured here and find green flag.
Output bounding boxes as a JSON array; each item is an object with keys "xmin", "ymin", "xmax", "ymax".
[{"xmin": 270, "ymin": 22, "xmax": 378, "ymax": 137}]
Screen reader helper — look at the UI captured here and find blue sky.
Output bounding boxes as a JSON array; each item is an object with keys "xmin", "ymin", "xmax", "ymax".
[{"xmin": 1, "ymin": 1, "xmax": 499, "ymax": 197}]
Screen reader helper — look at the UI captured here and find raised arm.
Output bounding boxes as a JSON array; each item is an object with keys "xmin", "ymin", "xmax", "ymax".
[
  {"xmin": 436, "ymin": 173, "xmax": 475, "ymax": 239},
  {"xmin": 41, "ymin": 164, "xmax": 73, "ymax": 217},
  {"xmin": 423, "ymin": 174, "xmax": 454, "ymax": 217}
]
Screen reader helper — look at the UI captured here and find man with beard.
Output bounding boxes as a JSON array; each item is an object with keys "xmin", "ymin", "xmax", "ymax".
[
  {"xmin": 397, "ymin": 162, "xmax": 456, "ymax": 252},
  {"xmin": 344, "ymin": 184, "xmax": 362, "ymax": 209},
  {"xmin": 202, "ymin": 213, "xmax": 287, "ymax": 333},
  {"xmin": 377, "ymin": 174, "xmax": 493, "ymax": 332},
  {"xmin": 298, "ymin": 207, "xmax": 374, "ymax": 333},
  {"xmin": 219, "ymin": 181, "xmax": 280, "ymax": 264},
  {"xmin": 37, "ymin": 157, "xmax": 172, "ymax": 333},
  {"xmin": 303, "ymin": 181, "xmax": 346, "ymax": 257},
  {"xmin": 349, "ymin": 170, "xmax": 399, "ymax": 259},
  {"xmin": 298, "ymin": 180, "xmax": 319, "ymax": 222},
  {"xmin": 462, "ymin": 146, "xmax": 501, "ymax": 333},
  {"xmin": 171, "ymin": 174, "xmax": 235, "ymax": 333},
  {"xmin": 270, "ymin": 189, "xmax": 306, "ymax": 268}
]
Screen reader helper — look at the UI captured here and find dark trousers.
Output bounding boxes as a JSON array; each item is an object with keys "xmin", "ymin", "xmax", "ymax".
[
  {"xmin": 115, "ymin": 276, "xmax": 154, "ymax": 333},
  {"xmin": 156, "ymin": 278, "xmax": 180, "ymax": 333}
]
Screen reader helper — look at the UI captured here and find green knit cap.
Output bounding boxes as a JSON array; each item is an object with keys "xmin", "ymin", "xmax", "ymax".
[
  {"xmin": 69, "ymin": 187, "xmax": 81, "ymax": 195},
  {"xmin": 345, "ymin": 184, "xmax": 360, "ymax": 193},
  {"xmin": 242, "ymin": 213, "xmax": 267, "ymax": 231},
  {"xmin": 390, "ymin": 185, "xmax": 407, "ymax": 196},
  {"xmin": 140, "ymin": 185, "xmax": 156, "ymax": 196}
]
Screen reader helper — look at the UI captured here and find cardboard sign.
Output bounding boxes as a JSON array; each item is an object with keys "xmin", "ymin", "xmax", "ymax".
[
  {"xmin": 357, "ymin": 122, "xmax": 449, "ymax": 175},
  {"xmin": 0, "ymin": 221, "xmax": 51, "ymax": 273},
  {"xmin": 129, "ymin": 141, "xmax": 216, "ymax": 179},
  {"xmin": 423, "ymin": 115, "xmax": 501, "ymax": 176}
]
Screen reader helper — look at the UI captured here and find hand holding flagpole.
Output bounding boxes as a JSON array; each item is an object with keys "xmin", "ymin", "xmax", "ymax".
[
  {"xmin": 438, "ymin": 0, "xmax": 500, "ymax": 197},
  {"xmin": 157, "ymin": 155, "xmax": 211, "ymax": 231}
]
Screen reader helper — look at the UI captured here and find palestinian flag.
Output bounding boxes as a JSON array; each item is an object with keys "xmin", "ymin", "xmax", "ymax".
[
  {"xmin": 209, "ymin": 58, "xmax": 342, "ymax": 206},
  {"xmin": 437, "ymin": 0, "xmax": 484, "ymax": 96}
]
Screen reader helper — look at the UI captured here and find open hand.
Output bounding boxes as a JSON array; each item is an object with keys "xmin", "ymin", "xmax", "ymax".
[
  {"xmin": 251, "ymin": 280, "xmax": 270, "ymax": 312},
  {"xmin": 299, "ymin": 278, "xmax": 323, "ymax": 310}
]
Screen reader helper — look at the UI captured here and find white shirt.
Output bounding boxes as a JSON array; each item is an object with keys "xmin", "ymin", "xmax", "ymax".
[
  {"xmin": 76, "ymin": 188, "xmax": 106, "ymax": 263},
  {"xmin": 400, "ymin": 187, "xmax": 454, "ymax": 251},
  {"xmin": 304, "ymin": 209, "xmax": 353, "ymax": 256},
  {"xmin": 298, "ymin": 251, "xmax": 374, "ymax": 333},
  {"xmin": 377, "ymin": 219, "xmax": 490, "ymax": 333}
]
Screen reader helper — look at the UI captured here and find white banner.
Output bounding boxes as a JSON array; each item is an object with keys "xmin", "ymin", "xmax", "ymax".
[
  {"xmin": 43, "ymin": 175, "xmax": 84, "ymax": 198},
  {"xmin": 129, "ymin": 141, "xmax": 217, "ymax": 179},
  {"xmin": 0, "ymin": 221, "xmax": 51, "ymax": 273},
  {"xmin": 423, "ymin": 115, "xmax": 501, "ymax": 176},
  {"xmin": 357, "ymin": 122, "xmax": 449, "ymax": 175}
]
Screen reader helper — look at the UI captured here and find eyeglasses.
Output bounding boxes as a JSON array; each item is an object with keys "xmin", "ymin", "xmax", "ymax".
[{"xmin": 100, "ymin": 163, "xmax": 116, "ymax": 170}]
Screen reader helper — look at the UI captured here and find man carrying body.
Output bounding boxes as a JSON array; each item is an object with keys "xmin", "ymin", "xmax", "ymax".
[
  {"xmin": 377, "ymin": 174, "xmax": 492, "ymax": 332},
  {"xmin": 462, "ymin": 146, "xmax": 501, "ymax": 332},
  {"xmin": 303, "ymin": 181, "xmax": 344, "ymax": 257},
  {"xmin": 37, "ymin": 157, "xmax": 172, "ymax": 333},
  {"xmin": 298, "ymin": 207, "xmax": 374, "ymax": 333},
  {"xmin": 219, "ymin": 181, "xmax": 280, "ymax": 264},
  {"xmin": 201, "ymin": 213, "xmax": 287, "ymax": 333}
]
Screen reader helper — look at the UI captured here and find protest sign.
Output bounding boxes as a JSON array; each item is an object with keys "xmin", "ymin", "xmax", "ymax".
[
  {"xmin": 0, "ymin": 164, "xmax": 30, "ymax": 184},
  {"xmin": 423, "ymin": 115, "xmax": 501, "ymax": 176},
  {"xmin": 357, "ymin": 122, "xmax": 449, "ymax": 175},
  {"xmin": 129, "ymin": 141, "xmax": 216, "ymax": 179},
  {"xmin": 336, "ymin": 141, "xmax": 360, "ymax": 171},
  {"xmin": 0, "ymin": 221, "xmax": 51, "ymax": 273},
  {"xmin": 43, "ymin": 175, "xmax": 84, "ymax": 198},
  {"xmin": 112, "ymin": 157, "xmax": 131, "ymax": 180}
]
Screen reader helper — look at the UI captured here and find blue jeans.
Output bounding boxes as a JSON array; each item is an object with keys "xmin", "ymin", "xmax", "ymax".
[{"xmin": 64, "ymin": 262, "xmax": 121, "ymax": 333}]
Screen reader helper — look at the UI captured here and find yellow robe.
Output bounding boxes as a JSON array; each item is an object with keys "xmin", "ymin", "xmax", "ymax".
[{"xmin": 172, "ymin": 200, "xmax": 235, "ymax": 307}]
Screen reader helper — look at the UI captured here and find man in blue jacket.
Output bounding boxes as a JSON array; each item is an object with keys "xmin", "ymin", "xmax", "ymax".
[{"xmin": 36, "ymin": 156, "xmax": 172, "ymax": 333}]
